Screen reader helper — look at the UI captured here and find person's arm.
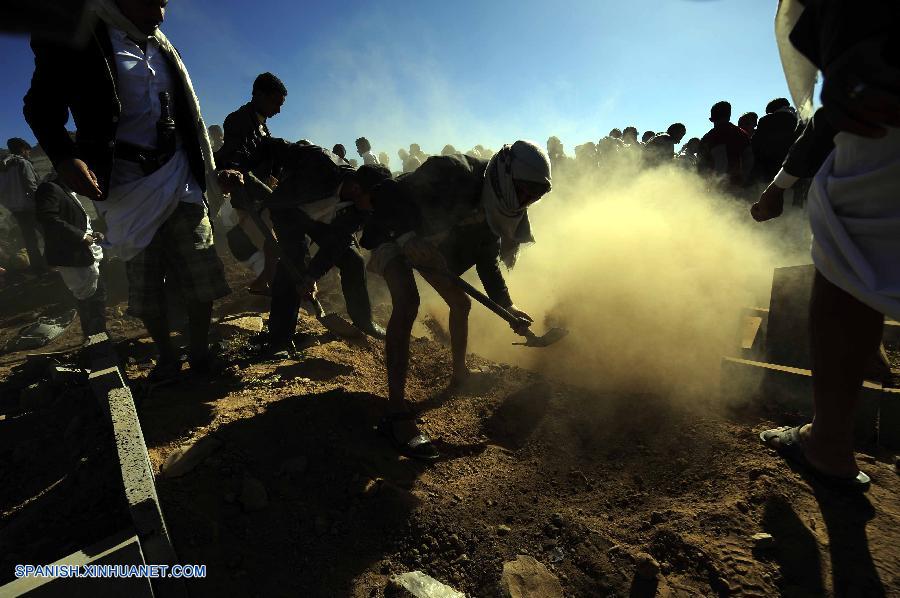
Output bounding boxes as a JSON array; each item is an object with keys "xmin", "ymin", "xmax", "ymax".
[
  {"xmin": 23, "ymin": 37, "xmax": 75, "ymax": 167},
  {"xmin": 776, "ymin": 108, "xmax": 837, "ymax": 187},
  {"xmin": 305, "ymin": 209, "xmax": 364, "ymax": 281},
  {"xmin": 474, "ymin": 237, "xmax": 513, "ymax": 308}
]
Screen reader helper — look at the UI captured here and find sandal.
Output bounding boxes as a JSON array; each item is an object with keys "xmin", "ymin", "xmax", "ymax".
[
  {"xmin": 759, "ymin": 425, "xmax": 870, "ymax": 491},
  {"xmin": 377, "ymin": 413, "xmax": 440, "ymax": 461}
]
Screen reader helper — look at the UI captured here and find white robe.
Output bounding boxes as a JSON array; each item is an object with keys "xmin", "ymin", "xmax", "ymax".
[{"xmin": 808, "ymin": 127, "xmax": 900, "ymax": 320}]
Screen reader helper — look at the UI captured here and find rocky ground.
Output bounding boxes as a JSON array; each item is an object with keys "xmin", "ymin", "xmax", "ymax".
[{"xmin": 1, "ymin": 257, "xmax": 899, "ymax": 597}]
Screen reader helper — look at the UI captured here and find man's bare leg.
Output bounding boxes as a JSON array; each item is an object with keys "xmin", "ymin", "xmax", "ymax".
[
  {"xmin": 383, "ymin": 256, "xmax": 419, "ymax": 407},
  {"xmin": 800, "ymin": 270, "xmax": 883, "ymax": 477},
  {"xmin": 417, "ymin": 269, "xmax": 472, "ymax": 384}
]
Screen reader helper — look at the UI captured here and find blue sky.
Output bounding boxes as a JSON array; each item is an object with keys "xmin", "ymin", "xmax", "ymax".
[{"xmin": 0, "ymin": 0, "xmax": 789, "ymax": 160}]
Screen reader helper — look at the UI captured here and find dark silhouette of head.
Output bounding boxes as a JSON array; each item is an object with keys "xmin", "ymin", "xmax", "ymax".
[
  {"xmin": 251, "ymin": 72, "xmax": 287, "ymax": 118},
  {"xmin": 6, "ymin": 137, "xmax": 31, "ymax": 157},
  {"xmin": 332, "ymin": 144, "xmax": 346, "ymax": 159},
  {"xmin": 355, "ymin": 137, "xmax": 371, "ymax": 155},
  {"xmin": 709, "ymin": 101, "xmax": 732, "ymax": 124},
  {"xmin": 765, "ymin": 97, "xmax": 792, "ymax": 114},
  {"xmin": 666, "ymin": 123, "xmax": 687, "ymax": 143}
]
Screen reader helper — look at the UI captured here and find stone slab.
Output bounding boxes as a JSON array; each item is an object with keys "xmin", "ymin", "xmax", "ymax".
[
  {"xmin": 765, "ymin": 265, "xmax": 815, "ymax": 369},
  {"xmin": 0, "ymin": 530, "xmax": 152, "ymax": 598},
  {"xmin": 83, "ymin": 337, "xmax": 187, "ymax": 598},
  {"xmin": 879, "ymin": 389, "xmax": 900, "ymax": 449},
  {"xmin": 721, "ymin": 356, "xmax": 880, "ymax": 444}
]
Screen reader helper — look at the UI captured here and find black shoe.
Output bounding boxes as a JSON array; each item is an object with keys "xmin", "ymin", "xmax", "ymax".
[
  {"xmin": 376, "ymin": 413, "xmax": 440, "ymax": 461},
  {"xmin": 356, "ymin": 321, "xmax": 386, "ymax": 340}
]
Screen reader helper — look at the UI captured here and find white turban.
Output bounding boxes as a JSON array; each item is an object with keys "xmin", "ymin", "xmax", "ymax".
[{"xmin": 482, "ymin": 140, "xmax": 552, "ymax": 267}]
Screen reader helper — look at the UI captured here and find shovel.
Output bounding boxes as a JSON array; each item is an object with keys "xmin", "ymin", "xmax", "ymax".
[
  {"xmin": 415, "ymin": 266, "xmax": 568, "ymax": 348},
  {"xmin": 241, "ymin": 201, "xmax": 362, "ymax": 339}
]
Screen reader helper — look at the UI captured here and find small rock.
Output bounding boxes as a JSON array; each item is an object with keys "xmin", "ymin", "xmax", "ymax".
[
  {"xmin": 500, "ymin": 555, "xmax": 564, "ymax": 598},
  {"xmin": 649, "ymin": 510, "xmax": 666, "ymax": 525},
  {"xmin": 160, "ymin": 436, "xmax": 223, "ymax": 478},
  {"xmin": 751, "ymin": 532, "xmax": 775, "ymax": 549},
  {"xmin": 550, "ymin": 512, "xmax": 565, "ymax": 527},
  {"xmin": 361, "ymin": 478, "xmax": 382, "ymax": 498},
  {"xmin": 239, "ymin": 476, "xmax": 268, "ymax": 511},
  {"xmin": 497, "ymin": 524, "xmax": 511, "ymax": 536},
  {"xmin": 386, "ymin": 571, "xmax": 465, "ymax": 598},
  {"xmin": 634, "ymin": 552, "xmax": 660, "ymax": 579}
]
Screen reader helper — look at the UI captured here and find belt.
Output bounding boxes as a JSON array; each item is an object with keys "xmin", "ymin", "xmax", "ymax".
[{"xmin": 115, "ymin": 141, "xmax": 172, "ymax": 176}]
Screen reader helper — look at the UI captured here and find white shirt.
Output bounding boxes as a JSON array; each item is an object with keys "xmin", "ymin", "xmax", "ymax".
[
  {"xmin": 98, "ymin": 25, "xmax": 203, "ymax": 261},
  {"xmin": 108, "ymin": 26, "xmax": 179, "ymax": 150},
  {"xmin": 361, "ymin": 151, "xmax": 380, "ymax": 166}
]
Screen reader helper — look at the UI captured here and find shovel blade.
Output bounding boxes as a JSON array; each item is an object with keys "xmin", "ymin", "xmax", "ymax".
[
  {"xmin": 318, "ymin": 313, "xmax": 364, "ymax": 339},
  {"xmin": 515, "ymin": 327, "xmax": 569, "ymax": 348}
]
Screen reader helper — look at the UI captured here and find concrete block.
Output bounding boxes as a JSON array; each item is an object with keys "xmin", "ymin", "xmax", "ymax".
[
  {"xmin": 0, "ymin": 530, "xmax": 153, "ymax": 598},
  {"xmin": 721, "ymin": 356, "xmax": 880, "ymax": 444},
  {"xmin": 765, "ymin": 265, "xmax": 815, "ymax": 369},
  {"xmin": 106, "ymin": 387, "xmax": 178, "ymax": 562},
  {"xmin": 878, "ymin": 389, "xmax": 900, "ymax": 449},
  {"xmin": 82, "ymin": 333, "xmax": 118, "ymax": 373}
]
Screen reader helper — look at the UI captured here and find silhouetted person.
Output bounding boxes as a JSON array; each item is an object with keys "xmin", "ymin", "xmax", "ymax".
[
  {"xmin": 738, "ymin": 112, "xmax": 758, "ymax": 138},
  {"xmin": 208, "ymin": 124, "xmax": 224, "ymax": 153},
  {"xmin": 0, "ymin": 138, "xmax": 46, "ymax": 272},
  {"xmin": 217, "ymin": 72, "xmax": 289, "ymax": 296},
  {"xmin": 752, "ymin": 97, "xmax": 800, "ymax": 184},
  {"xmin": 699, "ymin": 101, "xmax": 753, "ymax": 189},
  {"xmin": 332, "ymin": 143, "xmax": 350, "ymax": 164},
  {"xmin": 356, "ymin": 137, "xmax": 379, "ymax": 165},
  {"xmin": 644, "ymin": 123, "xmax": 687, "ymax": 166}
]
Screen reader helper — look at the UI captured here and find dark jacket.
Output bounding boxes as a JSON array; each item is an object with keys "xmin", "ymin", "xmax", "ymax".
[
  {"xmin": 23, "ymin": 22, "xmax": 206, "ymax": 198},
  {"xmin": 752, "ymin": 110, "xmax": 800, "ymax": 181},
  {"xmin": 243, "ymin": 140, "xmax": 358, "ymax": 279},
  {"xmin": 216, "ymin": 103, "xmax": 278, "ymax": 180},
  {"xmin": 362, "ymin": 154, "xmax": 513, "ymax": 307},
  {"xmin": 34, "ymin": 181, "xmax": 95, "ymax": 267},
  {"xmin": 783, "ymin": 108, "xmax": 836, "ymax": 178}
]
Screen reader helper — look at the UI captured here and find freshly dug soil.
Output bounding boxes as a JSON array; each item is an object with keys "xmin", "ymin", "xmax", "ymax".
[{"xmin": 1, "ymin": 255, "xmax": 898, "ymax": 597}]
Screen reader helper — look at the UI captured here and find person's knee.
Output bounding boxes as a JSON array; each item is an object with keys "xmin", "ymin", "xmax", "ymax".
[{"xmin": 447, "ymin": 291, "xmax": 471, "ymax": 315}]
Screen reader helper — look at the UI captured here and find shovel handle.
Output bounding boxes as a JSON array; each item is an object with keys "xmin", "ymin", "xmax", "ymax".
[{"xmin": 415, "ymin": 265, "xmax": 535, "ymax": 337}]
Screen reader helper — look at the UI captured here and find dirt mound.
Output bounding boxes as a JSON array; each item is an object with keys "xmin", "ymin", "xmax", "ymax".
[{"xmin": 1, "ymin": 258, "xmax": 898, "ymax": 597}]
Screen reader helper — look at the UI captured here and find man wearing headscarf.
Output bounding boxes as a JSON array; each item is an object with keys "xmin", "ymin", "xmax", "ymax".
[{"xmin": 356, "ymin": 140, "xmax": 552, "ymax": 460}]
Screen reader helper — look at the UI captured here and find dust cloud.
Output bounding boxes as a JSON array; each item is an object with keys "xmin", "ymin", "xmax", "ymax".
[{"xmin": 416, "ymin": 155, "xmax": 812, "ymax": 402}]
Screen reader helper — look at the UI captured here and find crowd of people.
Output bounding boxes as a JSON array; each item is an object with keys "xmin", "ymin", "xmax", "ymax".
[{"xmin": 0, "ymin": 0, "xmax": 897, "ymax": 488}]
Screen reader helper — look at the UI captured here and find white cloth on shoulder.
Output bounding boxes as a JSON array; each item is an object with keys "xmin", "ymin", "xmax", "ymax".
[{"xmin": 808, "ymin": 127, "xmax": 900, "ymax": 320}]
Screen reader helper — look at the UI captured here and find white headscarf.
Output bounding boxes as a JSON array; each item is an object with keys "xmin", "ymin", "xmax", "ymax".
[
  {"xmin": 775, "ymin": 0, "xmax": 817, "ymax": 120},
  {"xmin": 481, "ymin": 140, "xmax": 552, "ymax": 267},
  {"xmin": 89, "ymin": 0, "xmax": 224, "ymax": 212}
]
